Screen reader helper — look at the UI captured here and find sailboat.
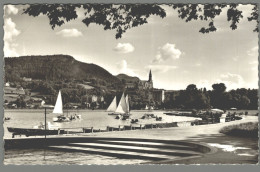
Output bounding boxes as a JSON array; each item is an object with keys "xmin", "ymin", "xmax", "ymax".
[
  {"xmin": 107, "ymin": 96, "xmax": 117, "ymax": 115},
  {"xmin": 52, "ymin": 90, "xmax": 70, "ymax": 122},
  {"xmin": 107, "ymin": 93, "xmax": 131, "ymax": 119}
]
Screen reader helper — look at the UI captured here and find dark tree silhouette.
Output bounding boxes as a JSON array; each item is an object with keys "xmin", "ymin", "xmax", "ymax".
[
  {"xmin": 171, "ymin": 4, "xmax": 252, "ymax": 33},
  {"xmin": 186, "ymin": 84, "xmax": 197, "ymax": 91},
  {"xmin": 23, "ymin": 4, "xmax": 258, "ymax": 39},
  {"xmin": 23, "ymin": 4, "xmax": 166, "ymax": 39},
  {"xmin": 212, "ymin": 83, "xmax": 227, "ymax": 93}
]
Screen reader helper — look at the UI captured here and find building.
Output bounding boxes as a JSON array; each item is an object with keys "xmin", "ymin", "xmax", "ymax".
[
  {"xmin": 5, "ymin": 82, "xmax": 10, "ymax": 87},
  {"xmin": 138, "ymin": 70, "xmax": 153, "ymax": 90},
  {"xmin": 153, "ymin": 89, "xmax": 165, "ymax": 104},
  {"xmin": 125, "ymin": 82, "xmax": 136, "ymax": 89},
  {"xmin": 4, "ymin": 86, "xmax": 25, "ymax": 95},
  {"xmin": 91, "ymin": 95, "xmax": 98, "ymax": 103},
  {"xmin": 23, "ymin": 77, "xmax": 32, "ymax": 82}
]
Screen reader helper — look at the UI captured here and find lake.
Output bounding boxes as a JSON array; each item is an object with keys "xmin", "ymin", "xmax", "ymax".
[
  {"xmin": 3, "ymin": 109, "xmax": 201, "ymax": 139},
  {"xmin": 3, "ymin": 109, "xmax": 258, "ymax": 165}
]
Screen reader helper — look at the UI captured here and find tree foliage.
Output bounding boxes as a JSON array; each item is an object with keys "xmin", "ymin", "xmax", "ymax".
[
  {"xmin": 163, "ymin": 83, "xmax": 258, "ymax": 110},
  {"xmin": 23, "ymin": 4, "xmax": 258, "ymax": 39},
  {"xmin": 23, "ymin": 4, "xmax": 166, "ymax": 39},
  {"xmin": 4, "ymin": 55, "xmax": 123, "ymax": 90}
]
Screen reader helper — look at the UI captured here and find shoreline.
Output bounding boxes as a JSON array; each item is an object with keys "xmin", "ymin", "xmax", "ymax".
[
  {"xmin": 4, "ymin": 108, "xmax": 258, "ymax": 112},
  {"xmin": 4, "ymin": 116, "xmax": 258, "ymax": 164}
]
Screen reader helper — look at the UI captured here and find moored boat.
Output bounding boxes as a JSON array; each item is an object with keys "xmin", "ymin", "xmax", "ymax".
[
  {"xmin": 164, "ymin": 111, "xmax": 181, "ymax": 116},
  {"xmin": 7, "ymin": 127, "xmax": 64, "ymax": 138},
  {"xmin": 156, "ymin": 116, "xmax": 162, "ymax": 121},
  {"xmin": 141, "ymin": 113, "xmax": 155, "ymax": 119},
  {"xmin": 4, "ymin": 117, "xmax": 11, "ymax": 121},
  {"xmin": 52, "ymin": 91, "xmax": 81, "ymax": 122},
  {"xmin": 8, "ymin": 121, "xmax": 62, "ymax": 137},
  {"xmin": 131, "ymin": 119, "xmax": 138, "ymax": 123}
]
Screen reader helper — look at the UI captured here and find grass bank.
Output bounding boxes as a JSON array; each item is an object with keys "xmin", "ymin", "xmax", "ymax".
[{"xmin": 219, "ymin": 122, "xmax": 258, "ymax": 138}]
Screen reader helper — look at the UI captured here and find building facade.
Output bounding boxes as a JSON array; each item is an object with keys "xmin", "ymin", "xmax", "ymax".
[
  {"xmin": 153, "ymin": 89, "xmax": 165, "ymax": 103},
  {"xmin": 138, "ymin": 70, "xmax": 153, "ymax": 90}
]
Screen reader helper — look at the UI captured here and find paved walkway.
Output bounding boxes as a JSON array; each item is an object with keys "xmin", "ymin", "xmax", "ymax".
[{"xmin": 78, "ymin": 116, "xmax": 258, "ymax": 164}]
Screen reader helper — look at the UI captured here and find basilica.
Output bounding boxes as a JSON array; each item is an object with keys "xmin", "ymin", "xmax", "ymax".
[{"xmin": 138, "ymin": 70, "xmax": 153, "ymax": 90}]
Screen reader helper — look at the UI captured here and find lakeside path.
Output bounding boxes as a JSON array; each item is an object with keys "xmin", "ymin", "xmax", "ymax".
[
  {"xmin": 5, "ymin": 116, "xmax": 258, "ymax": 164},
  {"xmin": 76, "ymin": 116, "xmax": 259, "ymax": 164}
]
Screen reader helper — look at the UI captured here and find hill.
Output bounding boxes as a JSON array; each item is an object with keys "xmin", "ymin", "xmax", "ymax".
[
  {"xmin": 116, "ymin": 73, "xmax": 140, "ymax": 83},
  {"xmin": 4, "ymin": 55, "xmax": 122, "ymax": 88}
]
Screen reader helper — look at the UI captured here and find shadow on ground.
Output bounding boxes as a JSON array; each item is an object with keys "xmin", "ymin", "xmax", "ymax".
[{"xmin": 172, "ymin": 133, "xmax": 259, "ymax": 164}]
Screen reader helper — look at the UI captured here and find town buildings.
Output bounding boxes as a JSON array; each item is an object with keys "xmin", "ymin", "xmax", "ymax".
[{"xmin": 125, "ymin": 70, "xmax": 165, "ymax": 106}]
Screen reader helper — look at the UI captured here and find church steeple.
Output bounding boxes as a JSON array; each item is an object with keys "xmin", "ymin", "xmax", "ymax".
[{"xmin": 148, "ymin": 69, "xmax": 152, "ymax": 82}]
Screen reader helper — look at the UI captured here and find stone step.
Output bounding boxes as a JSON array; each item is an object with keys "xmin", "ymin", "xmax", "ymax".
[
  {"xmin": 48, "ymin": 145, "xmax": 180, "ymax": 161},
  {"xmin": 95, "ymin": 140, "xmax": 197, "ymax": 152},
  {"xmin": 68, "ymin": 143, "xmax": 201, "ymax": 157}
]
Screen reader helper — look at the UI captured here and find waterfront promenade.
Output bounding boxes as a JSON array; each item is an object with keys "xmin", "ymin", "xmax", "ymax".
[
  {"xmin": 5, "ymin": 115, "xmax": 258, "ymax": 164},
  {"xmin": 80, "ymin": 115, "xmax": 258, "ymax": 164}
]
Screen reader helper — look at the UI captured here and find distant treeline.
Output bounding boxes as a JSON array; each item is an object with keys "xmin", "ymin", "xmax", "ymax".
[
  {"xmin": 163, "ymin": 83, "xmax": 258, "ymax": 110},
  {"xmin": 4, "ymin": 55, "xmax": 258, "ymax": 110}
]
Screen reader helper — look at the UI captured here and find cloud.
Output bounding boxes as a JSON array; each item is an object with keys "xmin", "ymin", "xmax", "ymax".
[
  {"xmin": 247, "ymin": 46, "xmax": 258, "ymax": 57},
  {"xmin": 4, "ymin": 18, "xmax": 20, "ymax": 42},
  {"xmin": 4, "ymin": 18, "xmax": 20, "ymax": 57},
  {"xmin": 217, "ymin": 73, "xmax": 244, "ymax": 90},
  {"xmin": 5, "ymin": 5, "xmax": 19, "ymax": 15},
  {"xmin": 153, "ymin": 43, "xmax": 182, "ymax": 63},
  {"xmin": 145, "ymin": 65, "xmax": 178, "ymax": 73},
  {"xmin": 197, "ymin": 73, "xmax": 246, "ymax": 90},
  {"xmin": 4, "ymin": 42, "xmax": 19, "ymax": 57},
  {"xmin": 113, "ymin": 43, "xmax": 135, "ymax": 53},
  {"xmin": 56, "ymin": 29, "xmax": 83, "ymax": 37},
  {"xmin": 197, "ymin": 80, "xmax": 212, "ymax": 90},
  {"xmin": 117, "ymin": 60, "xmax": 138, "ymax": 77},
  {"xmin": 248, "ymin": 60, "xmax": 258, "ymax": 71}
]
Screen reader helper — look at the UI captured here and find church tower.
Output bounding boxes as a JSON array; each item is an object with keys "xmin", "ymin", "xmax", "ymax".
[{"xmin": 148, "ymin": 69, "xmax": 152, "ymax": 82}]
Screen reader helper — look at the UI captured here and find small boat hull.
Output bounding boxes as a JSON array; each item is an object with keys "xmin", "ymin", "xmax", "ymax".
[
  {"xmin": 7, "ymin": 127, "xmax": 64, "ymax": 137},
  {"xmin": 4, "ymin": 117, "xmax": 11, "ymax": 121},
  {"xmin": 131, "ymin": 119, "xmax": 139, "ymax": 123},
  {"xmin": 53, "ymin": 117, "xmax": 70, "ymax": 122},
  {"xmin": 108, "ymin": 113, "xmax": 121, "ymax": 115}
]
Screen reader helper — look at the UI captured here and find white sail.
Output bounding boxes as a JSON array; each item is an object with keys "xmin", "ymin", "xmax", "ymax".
[
  {"xmin": 125, "ymin": 94, "xmax": 130, "ymax": 113},
  {"xmin": 115, "ymin": 93, "xmax": 128, "ymax": 114},
  {"xmin": 107, "ymin": 96, "xmax": 117, "ymax": 112},
  {"xmin": 53, "ymin": 90, "xmax": 63, "ymax": 114}
]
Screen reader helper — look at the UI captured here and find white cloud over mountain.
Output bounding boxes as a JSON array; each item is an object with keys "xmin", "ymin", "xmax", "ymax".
[
  {"xmin": 117, "ymin": 60, "xmax": 138, "ymax": 77},
  {"xmin": 153, "ymin": 43, "xmax": 182, "ymax": 63},
  {"xmin": 113, "ymin": 43, "xmax": 135, "ymax": 53},
  {"xmin": 56, "ymin": 29, "xmax": 83, "ymax": 37}
]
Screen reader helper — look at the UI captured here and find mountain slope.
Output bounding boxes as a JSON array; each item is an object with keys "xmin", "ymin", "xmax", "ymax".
[
  {"xmin": 116, "ymin": 74, "xmax": 140, "ymax": 83},
  {"xmin": 4, "ymin": 55, "xmax": 121, "ymax": 86}
]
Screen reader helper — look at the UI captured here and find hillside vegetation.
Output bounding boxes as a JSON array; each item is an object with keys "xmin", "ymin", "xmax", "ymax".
[{"xmin": 5, "ymin": 55, "xmax": 122, "ymax": 89}]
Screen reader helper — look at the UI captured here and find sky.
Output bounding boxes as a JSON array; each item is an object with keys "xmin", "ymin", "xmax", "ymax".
[{"xmin": 3, "ymin": 4, "xmax": 258, "ymax": 91}]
